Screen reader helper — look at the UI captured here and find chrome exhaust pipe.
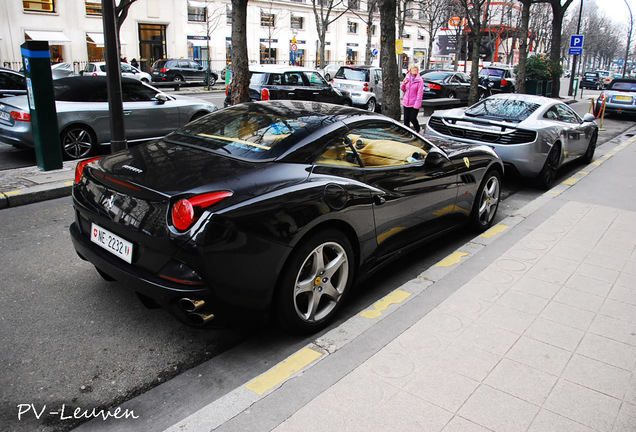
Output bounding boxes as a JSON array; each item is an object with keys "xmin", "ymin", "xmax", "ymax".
[
  {"xmin": 188, "ymin": 312, "xmax": 215, "ymax": 325},
  {"xmin": 179, "ymin": 298, "xmax": 205, "ymax": 312}
]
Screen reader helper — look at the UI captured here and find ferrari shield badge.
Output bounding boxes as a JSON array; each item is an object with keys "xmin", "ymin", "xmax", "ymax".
[{"xmin": 463, "ymin": 157, "xmax": 470, "ymax": 168}]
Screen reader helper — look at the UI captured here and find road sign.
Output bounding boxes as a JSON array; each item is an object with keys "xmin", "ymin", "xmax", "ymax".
[
  {"xmin": 372, "ymin": 48, "xmax": 379, "ymax": 56},
  {"xmin": 569, "ymin": 47, "xmax": 583, "ymax": 55},
  {"xmin": 396, "ymin": 39, "xmax": 403, "ymax": 54},
  {"xmin": 570, "ymin": 35, "xmax": 584, "ymax": 48},
  {"xmin": 290, "ymin": 43, "xmax": 298, "ymax": 52}
]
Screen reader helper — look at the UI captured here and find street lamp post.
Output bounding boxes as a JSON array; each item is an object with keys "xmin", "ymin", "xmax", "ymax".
[{"xmin": 622, "ymin": 0, "xmax": 633, "ymax": 78}]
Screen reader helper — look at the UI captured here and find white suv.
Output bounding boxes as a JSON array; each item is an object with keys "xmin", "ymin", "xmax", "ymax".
[{"xmin": 332, "ymin": 66, "xmax": 383, "ymax": 111}]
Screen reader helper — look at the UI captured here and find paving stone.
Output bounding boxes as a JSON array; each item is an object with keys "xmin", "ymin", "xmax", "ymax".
[
  {"xmin": 484, "ymin": 358, "xmax": 558, "ymax": 405},
  {"xmin": 553, "ymin": 287, "xmax": 605, "ymax": 313},
  {"xmin": 402, "ymin": 366, "xmax": 480, "ymax": 413},
  {"xmin": 527, "ymin": 409, "xmax": 595, "ymax": 432},
  {"xmin": 589, "ymin": 314, "xmax": 636, "ymax": 347},
  {"xmin": 524, "ymin": 317, "xmax": 585, "ymax": 352},
  {"xmin": 496, "ymin": 289, "xmax": 550, "ymax": 315},
  {"xmin": 576, "ymin": 333, "xmax": 636, "ymax": 371},
  {"xmin": 540, "ymin": 301, "xmax": 596, "ymax": 331},
  {"xmin": 562, "ymin": 354, "xmax": 632, "ymax": 399},
  {"xmin": 506, "ymin": 336, "xmax": 572, "ymax": 376}
]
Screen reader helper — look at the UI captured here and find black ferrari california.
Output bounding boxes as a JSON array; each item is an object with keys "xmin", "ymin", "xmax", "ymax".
[{"xmin": 70, "ymin": 101, "xmax": 503, "ymax": 334}]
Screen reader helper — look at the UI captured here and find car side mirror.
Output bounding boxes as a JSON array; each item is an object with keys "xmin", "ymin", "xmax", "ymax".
[
  {"xmin": 424, "ymin": 151, "xmax": 446, "ymax": 168},
  {"xmin": 155, "ymin": 93, "xmax": 168, "ymax": 104},
  {"xmin": 582, "ymin": 113, "xmax": 595, "ymax": 123}
]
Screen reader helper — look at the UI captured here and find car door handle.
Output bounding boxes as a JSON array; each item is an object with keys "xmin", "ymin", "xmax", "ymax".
[
  {"xmin": 313, "ymin": 92, "xmax": 320, "ymax": 95},
  {"xmin": 374, "ymin": 195, "xmax": 386, "ymax": 205},
  {"xmin": 123, "ymin": 111, "xmax": 132, "ymax": 115}
]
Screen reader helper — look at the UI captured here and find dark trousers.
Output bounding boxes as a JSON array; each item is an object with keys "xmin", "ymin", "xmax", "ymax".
[{"xmin": 403, "ymin": 107, "xmax": 420, "ymax": 132}]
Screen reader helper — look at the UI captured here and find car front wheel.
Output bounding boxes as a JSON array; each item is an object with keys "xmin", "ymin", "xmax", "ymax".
[
  {"xmin": 581, "ymin": 130, "xmax": 598, "ymax": 164},
  {"xmin": 60, "ymin": 125, "xmax": 96, "ymax": 160},
  {"xmin": 471, "ymin": 169, "xmax": 501, "ymax": 231},
  {"xmin": 276, "ymin": 229, "xmax": 354, "ymax": 334},
  {"xmin": 365, "ymin": 98, "xmax": 377, "ymax": 112}
]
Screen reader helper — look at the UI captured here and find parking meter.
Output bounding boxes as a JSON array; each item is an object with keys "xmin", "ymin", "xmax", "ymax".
[{"xmin": 20, "ymin": 40, "xmax": 62, "ymax": 171}]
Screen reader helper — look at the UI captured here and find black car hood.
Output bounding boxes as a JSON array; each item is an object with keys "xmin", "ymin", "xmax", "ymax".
[{"xmin": 90, "ymin": 139, "xmax": 308, "ymax": 200}]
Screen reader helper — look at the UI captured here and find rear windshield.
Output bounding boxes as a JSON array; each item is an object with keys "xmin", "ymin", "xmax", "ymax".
[
  {"xmin": 584, "ymin": 72, "xmax": 598, "ymax": 78},
  {"xmin": 609, "ymin": 81, "xmax": 636, "ymax": 91},
  {"xmin": 465, "ymin": 98, "xmax": 541, "ymax": 122},
  {"xmin": 249, "ymin": 72, "xmax": 268, "ymax": 85},
  {"xmin": 421, "ymin": 71, "xmax": 451, "ymax": 80},
  {"xmin": 479, "ymin": 68, "xmax": 505, "ymax": 78},
  {"xmin": 335, "ymin": 68, "xmax": 370, "ymax": 81},
  {"xmin": 152, "ymin": 60, "xmax": 167, "ymax": 69},
  {"xmin": 172, "ymin": 104, "xmax": 341, "ymax": 161}
]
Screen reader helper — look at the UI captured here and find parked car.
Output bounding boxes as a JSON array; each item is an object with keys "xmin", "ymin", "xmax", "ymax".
[
  {"xmin": 478, "ymin": 65, "xmax": 516, "ymax": 94},
  {"xmin": 83, "ymin": 62, "xmax": 152, "ymax": 83},
  {"xmin": 332, "ymin": 65, "xmax": 383, "ymax": 111},
  {"xmin": 224, "ymin": 65, "xmax": 352, "ymax": 107},
  {"xmin": 580, "ymin": 71, "xmax": 603, "ymax": 90},
  {"xmin": 420, "ymin": 70, "xmax": 480, "ymax": 101},
  {"xmin": 597, "ymin": 70, "xmax": 615, "ymax": 88},
  {"xmin": 595, "ymin": 79, "xmax": 636, "ymax": 115},
  {"xmin": 0, "ymin": 76, "xmax": 217, "ymax": 160},
  {"xmin": 0, "ymin": 68, "xmax": 27, "ymax": 99},
  {"xmin": 322, "ymin": 64, "xmax": 341, "ymax": 81},
  {"xmin": 151, "ymin": 58, "xmax": 218, "ymax": 85},
  {"xmin": 51, "ymin": 62, "xmax": 75, "ymax": 79},
  {"xmin": 425, "ymin": 94, "xmax": 598, "ymax": 189},
  {"xmin": 69, "ymin": 100, "xmax": 503, "ymax": 334}
]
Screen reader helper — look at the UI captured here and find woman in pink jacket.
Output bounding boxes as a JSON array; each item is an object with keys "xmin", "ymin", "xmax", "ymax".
[{"xmin": 400, "ymin": 65, "xmax": 424, "ymax": 132}]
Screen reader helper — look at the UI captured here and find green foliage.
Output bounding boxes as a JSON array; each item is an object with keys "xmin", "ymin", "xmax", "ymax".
[{"xmin": 515, "ymin": 55, "xmax": 564, "ymax": 80}]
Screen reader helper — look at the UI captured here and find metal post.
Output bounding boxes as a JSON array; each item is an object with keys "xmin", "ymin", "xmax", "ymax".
[
  {"xmin": 568, "ymin": 0, "xmax": 584, "ymax": 97},
  {"xmin": 101, "ymin": 0, "xmax": 127, "ymax": 153}
]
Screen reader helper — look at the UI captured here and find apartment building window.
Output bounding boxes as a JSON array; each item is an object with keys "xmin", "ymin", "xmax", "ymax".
[
  {"xmin": 85, "ymin": 1, "xmax": 101, "ymax": 15},
  {"xmin": 261, "ymin": 12, "xmax": 275, "ymax": 27},
  {"xmin": 291, "ymin": 15, "xmax": 304, "ymax": 30},
  {"xmin": 348, "ymin": 0, "xmax": 360, "ymax": 10},
  {"xmin": 23, "ymin": 0, "xmax": 55, "ymax": 13},
  {"xmin": 226, "ymin": 5, "xmax": 232, "ymax": 25},
  {"xmin": 401, "ymin": 33, "xmax": 411, "ymax": 39},
  {"xmin": 188, "ymin": 2, "xmax": 206, "ymax": 22},
  {"xmin": 347, "ymin": 21, "xmax": 358, "ymax": 34},
  {"xmin": 369, "ymin": 25, "xmax": 377, "ymax": 36}
]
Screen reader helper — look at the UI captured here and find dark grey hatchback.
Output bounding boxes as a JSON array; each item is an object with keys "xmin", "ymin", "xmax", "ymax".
[{"xmin": 224, "ymin": 65, "xmax": 352, "ymax": 107}]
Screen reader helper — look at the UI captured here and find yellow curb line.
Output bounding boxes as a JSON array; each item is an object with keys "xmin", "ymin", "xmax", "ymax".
[
  {"xmin": 5, "ymin": 190, "xmax": 22, "ymax": 196},
  {"xmin": 360, "ymin": 289, "xmax": 411, "ymax": 319},
  {"xmin": 481, "ymin": 223, "xmax": 508, "ymax": 239},
  {"xmin": 245, "ymin": 348, "xmax": 323, "ymax": 395},
  {"xmin": 563, "ymin": 177, "xmax": 579, "ymax": 186},
  {"xmin": 435, "ymin": 251, "xmax": 469, "ymax": 267}
]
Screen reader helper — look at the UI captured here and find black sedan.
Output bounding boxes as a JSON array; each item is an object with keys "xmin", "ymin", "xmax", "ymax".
[
  {"xmin": 420, "ymin": 70, "xmax": 485, "ymax": 101},
  {"xmin": 70, "ymin": 101, "xmax": 503, "ymax": 334}
]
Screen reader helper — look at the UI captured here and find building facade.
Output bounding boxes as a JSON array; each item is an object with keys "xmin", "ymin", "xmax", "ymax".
[{"xmin": 0, "ymin": 0, "xmax": 431, "ymax": 74}]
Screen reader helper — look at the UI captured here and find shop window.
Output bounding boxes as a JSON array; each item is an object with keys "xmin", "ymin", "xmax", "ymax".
[{"xmin": 23, "ymin": 0, "xmax": 55, "ymax": 13}]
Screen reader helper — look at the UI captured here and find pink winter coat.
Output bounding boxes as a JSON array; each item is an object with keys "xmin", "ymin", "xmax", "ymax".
[{"xmin": 401, "ymin": 73, "xmax": 424, "ymax": 109}]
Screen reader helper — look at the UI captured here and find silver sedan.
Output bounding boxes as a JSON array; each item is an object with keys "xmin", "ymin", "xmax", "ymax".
[
  {"xmin": 0, "ymin": 76, "xmax": 217, "ymax": 160},
  {"xmin": 425, "ymin": 94, "xmax": 598, "ymax": 189}
]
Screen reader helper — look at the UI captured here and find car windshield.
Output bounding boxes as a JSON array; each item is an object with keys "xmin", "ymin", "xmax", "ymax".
[
  {"xmin": 609, "ymin": 81, "xmax": 636, "ymax": 91},
  {"xmin": 465, "ymin": 98, "xmax": 541, "ymax": 122},
  {"xmin": 335, "ymin": 68, "xmax": 370, "ymax": 81},
  {"xmin": 172, "ymin": 104, "xmax": 341, "ymax": 161},
  {"xmin": 422, "ymin": 72, "xmax": 451, "ymax": 80},
  {"xmin": 479, "ymin": 68, "xmax": 504, "ymax": 78}
]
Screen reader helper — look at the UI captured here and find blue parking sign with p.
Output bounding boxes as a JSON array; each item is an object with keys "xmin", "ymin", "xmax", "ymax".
[{"xmin": 570, "ymin": 35, "xmax": 584, "ymax": 48}]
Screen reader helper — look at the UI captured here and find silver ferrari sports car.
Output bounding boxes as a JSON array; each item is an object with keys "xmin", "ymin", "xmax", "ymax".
[{"xmin": 425, "ymin": 94, "xmax": 598, "ymax": 189}]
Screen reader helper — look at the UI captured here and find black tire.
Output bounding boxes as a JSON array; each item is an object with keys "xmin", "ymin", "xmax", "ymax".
[
  {"xmin": 341, "ymin": 99, "xmax": 352, "ymax": 107},
  {"xmin": 276, "ymin": 229, "xmax": 354, "ymax": 334},
  {"xmin": 536, "ymin": 144, "xmax": 561, "ymax": 190},
  {"xmin": 447, "ymin": 91, "xmax": 457, "ymax": 99},
  {"xmin": 207, "ymin": 75, "xmax": 216, "ymax": 86},
  {"xmin": 60, "ymin": 125, "xmax": 96, "ymax": 160},
  {"xmin": 325, "ymin": 73, "xmax": 331, "ymax": 81},
  {"xmin": 173, "ymin": 75, "xmax": 184, "ymax": 83},
  {"xmin": 581, "ymin": 130, "xmax": 598, "ymax": 164},
  {"xmin": 471, "ymin": 169, "xmax": 501, "ymax": 231},
  {"xmin": 365, "ymin": 98, "xmax": 377, "ymax": 112},
  {"xmin": 141, "ymin": 78, "xmax": 149, "ymax": 83}
]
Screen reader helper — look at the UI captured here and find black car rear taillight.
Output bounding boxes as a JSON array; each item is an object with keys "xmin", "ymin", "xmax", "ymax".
[
  {"xmin": 74, "ymin": 157, "xmax": 102, "ymax": 184},
  {"xmin": 171, "ymin": 191, "xmax": 233, "ymax": 231}
]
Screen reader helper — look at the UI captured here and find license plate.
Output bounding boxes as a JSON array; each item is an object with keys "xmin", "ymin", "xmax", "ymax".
[
  {"xmin": 456, "ymin": 121, "xmax": 501, "ymax": 132},
  {"xmin": 0, "ymin": 111, "xmax": 9, "ymax": 122},
  {"xmin": 615, "ymin": 95, "xmax": 632, "ymax": 102},
  {"xmin": 91, "ymin": 223, "xmax": 133, "ymax": 264}
]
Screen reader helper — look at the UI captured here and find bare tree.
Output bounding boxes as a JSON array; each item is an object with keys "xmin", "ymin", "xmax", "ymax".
[
  {"xmin": 189, "ymin": 0, "xmax": 225, "ymax": 89},
  {"xmin": 115, "ymin": 0, "xmax": 138, "ymax": 53},
  {"xmin": 230, "ymin": 0, "xmax": 250, "ymax": 105},
  {"xmin": 545, "ymin": 0, "xmax": 574, "ymax": 97},
  {"xmin": 457, "ymin": 0, "xmax": 492, "ymax": 104},
  {"xmin": 311, "ymin": 0, "xmax": 350, "ymax": 68},
  {"xmin": 418, "ymin": 0, "xmax": 449, "ymax": 70},
  {"xmin": 379, "ymin": 0, "xmax": 401, "ymax": 119},
  {"xmin": 351, "ymin": 0, "xmax": 379, "ymax": 65},
  {"xmin": 260, "ymin": 3, "xmax": 290, "ymax": 65}
]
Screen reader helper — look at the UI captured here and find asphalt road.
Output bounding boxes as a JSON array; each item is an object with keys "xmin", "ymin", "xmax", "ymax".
[{"xmin": 0, "ymin": 97, "xmax": 634, "ymax": 432}]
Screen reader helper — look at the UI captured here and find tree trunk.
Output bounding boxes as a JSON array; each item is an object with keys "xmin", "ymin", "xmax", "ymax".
[
  {"xmin": 230, "ymin": 0, "xmax": 250, "ymax": 105},
  {"xmin": 379, "ymin": 0, "xmax": 400, "ymax": 120},
  {"xmin": 549, "ymin": 3, "xmax": 563, "ymax": 97},
  {"xmin": 468, "ymin": 30, "xmax": 482, "ymax": 104}
]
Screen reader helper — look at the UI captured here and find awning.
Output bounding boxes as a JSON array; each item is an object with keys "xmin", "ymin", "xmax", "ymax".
[
  {"xmin": 25, "ymin": 30, "xmax": 71, "ymax": 45},
  {"xmin": 188, "ymin": 0, "xmax": 208, "ymax": 7},
  {"xmin": 86, "ymin": 32, "xmax": 127, "ymax": 47},
  {"xmin": 188, "ymin": 39, "xmax": 210, "ymax": 47}
]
